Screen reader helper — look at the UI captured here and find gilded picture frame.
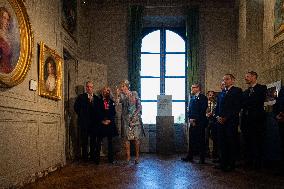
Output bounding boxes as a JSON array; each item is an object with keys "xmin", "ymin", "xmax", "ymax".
[
  {"xmin": 39, "ymin": 42, "xmax": 63, "ymax": 100},
  {"xmin": 62, "ymin": 0, "xmax": 77, "ymax": 40},
  {"xmin": 274, "ymin": 0, "xmax": 284, "ymax": 37},
  {"xmin": 0, "ymin": 0, "xmax": 33, "ymax": 87}
]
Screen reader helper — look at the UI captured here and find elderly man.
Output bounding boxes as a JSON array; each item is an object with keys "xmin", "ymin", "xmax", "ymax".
[{"xmin": 74, "ymin": 81, "xmax": 101, "ymax": 163}]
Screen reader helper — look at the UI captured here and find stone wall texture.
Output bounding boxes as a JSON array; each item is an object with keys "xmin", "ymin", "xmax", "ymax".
[
  {"xmin": 238, "ymin": 0, "xmax": 284, "ymax": 88},
  {"xmin": 0, "ymin": 0, "xmax": 108, "ymax": 188},
  {"xmin": 0, "ymin": 1, "xmax": 65, "ymax": 188}
]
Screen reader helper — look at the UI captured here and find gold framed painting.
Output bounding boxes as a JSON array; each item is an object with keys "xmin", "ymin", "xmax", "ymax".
[
  {"xmin": 39, "ymin": 42, "xmax": 63, "ymax": 100},
  {"xmin": 0, "ymin": 0, "xmax": 33, "ymax": 87},
  {"xmin": 274, "ymin": 0, "xmax": 284, "ymax": 37}
]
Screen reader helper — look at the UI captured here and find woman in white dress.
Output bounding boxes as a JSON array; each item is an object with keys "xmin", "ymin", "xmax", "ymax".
[
  {"xmin": 45, "ymin": 57, "xmax": 56, "ymax": 92},
  {"xmin": 117, "ymin": 80, "xmax": 142, "ymax": 164}
]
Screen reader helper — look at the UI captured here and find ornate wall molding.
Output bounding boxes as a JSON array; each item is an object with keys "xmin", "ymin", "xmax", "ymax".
[{"xmin": 270, "ymin": 39, "xmax": 284, "ymax": 55}]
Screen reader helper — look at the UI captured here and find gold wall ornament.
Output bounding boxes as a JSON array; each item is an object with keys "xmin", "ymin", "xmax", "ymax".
[
  {"xmin": 0, "ymin": 0, "xmax": 33, "ymax": 87},
  {"xmin": 38, "ymin": 42, "xmax": 63, "ymax": 100}
]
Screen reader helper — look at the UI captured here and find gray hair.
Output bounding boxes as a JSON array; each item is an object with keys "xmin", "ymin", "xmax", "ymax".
[{"xmin": 120, "ymin": 79, "xmax": 130, "ymax": 89}]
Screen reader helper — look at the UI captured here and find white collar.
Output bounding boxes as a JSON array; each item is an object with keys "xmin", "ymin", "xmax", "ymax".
[
  {"xmin": 250, "ymin": 83, "xmax": 257, "ymax": 88},
  {"xmin": 226, "ymin": 85, "xmax": 233, "ymax": 91}
]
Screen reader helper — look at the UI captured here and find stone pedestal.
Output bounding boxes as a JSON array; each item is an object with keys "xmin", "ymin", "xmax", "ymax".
[{"xmin": 156, "ymin": 116, "xmax": 175, "ymax": 154}]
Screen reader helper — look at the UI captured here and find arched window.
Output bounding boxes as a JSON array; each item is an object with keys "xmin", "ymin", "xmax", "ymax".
[{"xmin": 141, "ymin": 29, "xmax": 186, "ymax": 124}]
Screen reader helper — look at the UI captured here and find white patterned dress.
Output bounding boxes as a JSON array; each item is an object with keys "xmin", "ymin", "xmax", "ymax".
[{"xmin": 120, "ymin": 91, "xmax": 142, "ymax": 140}]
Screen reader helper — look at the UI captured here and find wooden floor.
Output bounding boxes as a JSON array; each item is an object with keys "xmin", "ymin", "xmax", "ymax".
[{"xmin": 22, "ymin": 154, "xmax": 284, "ymax": 189}]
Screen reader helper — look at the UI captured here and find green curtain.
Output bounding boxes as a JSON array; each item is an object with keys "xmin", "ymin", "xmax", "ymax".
[
  {"xmin": 186, "ymin": 7, "xmax": 199, "ymax": 92},
  {"xmin": 128, "ymin": 5, "xmax": 143, "ymax": 96}
]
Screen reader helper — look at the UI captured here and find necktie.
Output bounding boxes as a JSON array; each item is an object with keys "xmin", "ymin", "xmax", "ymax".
[
  {"xmin": 225, "ymin": 89, "xmax": 228, "ymax": 94},
  {"xmin": 249, "ymin": 87, "xmax": 254, "ymax": 96}
]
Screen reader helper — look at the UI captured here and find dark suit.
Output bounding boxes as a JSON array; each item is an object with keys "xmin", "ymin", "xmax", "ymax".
[
  {"xmin": 274, "ymin": 87, "xmax": 284, "ymax": 167},
  {"xmin": 241, "ymin": 84, "xmax": 267, "ymax": 168},
  {"xmin": 217, "ymin": 86, "xmax": 242, "ymax": 170},
  {"xmin": 213, "ymin": 90, "xmax": 226, "ymax": 160},
  {"xmin": 187, "ymin": 93, "xmax": 208, "ymax": 162},
  {"xmin": 215, "ymin": 90, "xmax": 226, "ymax": 118},
  {"xmin": 97, "ymin": 96, "xmax": 118, "ymax": 163},
  {"xmin": 74, "ymin": 93, "xmax": 101, "ymax": 161}
]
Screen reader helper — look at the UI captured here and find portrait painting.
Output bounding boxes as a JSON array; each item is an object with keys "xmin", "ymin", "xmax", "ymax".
[
  {"xmin": 0, "ymin": 0, "xmax": 33, "ymax": 87},
  {"xmin": 62, "ymin": 0, "xmax": 77, "ymax": 38},
  {"xmin": 274, "ymin": 0, "xmax": 284, "ymax": 36},
  {"xmin": 39, "ymin": 42, "xmax": 63, "ymax": 100}
]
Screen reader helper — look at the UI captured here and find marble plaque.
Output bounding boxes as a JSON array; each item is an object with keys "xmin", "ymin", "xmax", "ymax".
[{"xmin": 157, "ymin": 95, "xmax": 172, "ymax": 116}]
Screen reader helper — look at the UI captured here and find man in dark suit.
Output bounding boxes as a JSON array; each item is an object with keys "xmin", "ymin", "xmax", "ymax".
[
  {"xmin": 97, "ymin": 86, "xmax": 118, "ymax": 164},
  {"xmin": 241, "ymin": 71, "xmax": 267, "ymax": 169},
  {"xmin": 213, "ymin": 81, "xmax": 226, "ymax": 163},
  {"xmin": 74, "ymin": 81, "xmax": 101, "ymax": 163},
  {"xmin": 182, "ymin": 83, "xmax": 208, "ymax": 164},
  {"xmin": 215, "ymin": 82, "xmax": 226, "ymax": 119},
  {"xmin": 216, "ymin": 74, "xmax": 242, "ymax": 171},
  {"xmin": 274, "ymin": 87, "xmax": 284, "ymax": 173}
]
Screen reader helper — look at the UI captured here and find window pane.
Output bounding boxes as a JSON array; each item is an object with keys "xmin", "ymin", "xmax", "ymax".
[
  {"xmin": 165, "ymin": 78, "xmax": 185, "ymax": 100},
  {"xmin": 142, "ymin": 30, "xmax": 160, "ymax": 53},
  {"xmin": 166, "ymin": 30, "xmax": 185, "ymax": 52},
  {"xmin": 141, "ymin": 78, "xmax": 160, "ymax": 100},
  {"xmin": 141, "ymin": 54, "xmax": 160, "ymax": 77},
  {"xmin": 173, "ymin": 102, "xmax": 185, "ymax": 123},
  {"xmin": 165, "ymin": 54, "xmax": 185, "ymax": 76},
  {"xmin": 141, "ymin": 102, "xmax": 157, "ymax": 124}
]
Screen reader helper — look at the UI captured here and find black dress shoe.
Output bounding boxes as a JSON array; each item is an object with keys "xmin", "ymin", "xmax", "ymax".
[{"xmin": 181, "ymin": 157, "xmax": 193, "ymax": 162}]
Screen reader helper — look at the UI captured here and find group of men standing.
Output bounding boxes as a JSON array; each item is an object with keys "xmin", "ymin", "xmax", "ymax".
[
  {"xmin": 182, "ymin": 71, "xmax": 282, "ymax": 172},
  {"xmin": 74, "ymin": 81, "xmax": 118, "ymax": 164}
]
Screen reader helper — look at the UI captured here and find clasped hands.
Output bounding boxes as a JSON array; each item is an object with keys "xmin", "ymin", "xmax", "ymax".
[
  {"xmin": 217, "ymin": 117, "xmax": 226, "ymax": 125},
  {"xmin": 189, "ymin": 119, "xmax": 196, "ymax": 127},
  {"xmin": 102, "ymin": 119, "xmax": 111, "ymax": 126},
  {"xmin": 129, "ymin": 117, "xmax": 138, "ymax": 128},
  {"xmin": 206, "ymin": 112, "xmax": 213, "ymax": 118},
  {"xmin": 276, "ymin": 112, "xmax": 284, "ymax": 122}
]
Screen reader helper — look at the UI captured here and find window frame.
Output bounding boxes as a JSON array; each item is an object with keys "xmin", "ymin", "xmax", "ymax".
[{"xmin": 140, "ymin": 27, "xmax": 188, "ymax": 124}]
